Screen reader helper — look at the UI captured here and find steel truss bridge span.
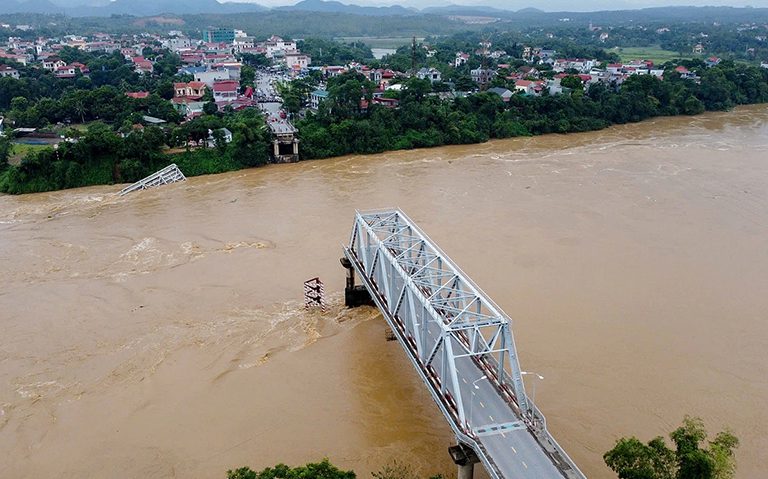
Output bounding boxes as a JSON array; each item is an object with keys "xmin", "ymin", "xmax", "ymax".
[{"xmin": 342, "ymin": 209, "xmax": 586, "ymax": 479}]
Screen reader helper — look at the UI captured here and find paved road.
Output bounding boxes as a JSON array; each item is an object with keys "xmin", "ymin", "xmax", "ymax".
[
  {"xmin": 255, "ymin": 71, "xmax": 299, "ymax": 136},
  {"xmin": 255, "ymin": 71, "xmax": 284, "ymax": 118},
  {"xmin": 424, "ymin": 318, "xmax": 564, "ymax": 478}
]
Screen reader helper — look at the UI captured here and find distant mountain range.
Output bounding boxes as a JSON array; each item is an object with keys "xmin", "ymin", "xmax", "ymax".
[
  {"xmin": 0, "ymin": 0, "xmax": 268, "ymax": 16},
  {"xmin": 2, "ymin": 0, "xmax": 65, "ymax": 15},
  {"xmin": 0, "ymin": 0, "xmax": 545, "ymax": 18},
  {"xmin": 275, "ymin": 0, "xmax": 417, "ymax": 16},
  {"xmin": 0, "ymin": 0, "xmax": 766, "ymax": 21}
]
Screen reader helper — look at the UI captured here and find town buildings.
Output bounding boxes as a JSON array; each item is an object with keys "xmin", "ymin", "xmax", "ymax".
[{"xmin": 202, "ymin": 28, "xmax": 236, "ymax": 44}]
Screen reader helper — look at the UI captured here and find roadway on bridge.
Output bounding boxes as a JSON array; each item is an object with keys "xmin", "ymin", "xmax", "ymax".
[{"xmin": 424, "ymin": 316, "xmax": 564, "ymax": 478}]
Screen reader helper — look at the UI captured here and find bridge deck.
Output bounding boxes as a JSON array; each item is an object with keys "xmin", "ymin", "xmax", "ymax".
[
  {"xmin": 267, "ymin": 119, "xmax": 298, "ymax": 135},
  {"xmin": 344, "ymin": 209, "xmax": 585, "ymax": 479}
]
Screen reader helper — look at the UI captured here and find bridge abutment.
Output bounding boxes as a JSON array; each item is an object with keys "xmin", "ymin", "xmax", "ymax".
[{"xmin": 340, "ymin": 257, "xmax": 373, "ymax": 307}]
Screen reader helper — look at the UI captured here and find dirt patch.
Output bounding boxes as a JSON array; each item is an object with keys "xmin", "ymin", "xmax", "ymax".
[{"xmin": 132, "ymin": 16, "xmax": 185, "ymax": 27}]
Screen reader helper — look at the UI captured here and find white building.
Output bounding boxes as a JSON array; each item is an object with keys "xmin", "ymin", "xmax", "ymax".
[
  {"xmin": 416, "ymin": 67, "xmax": 442, "ymax": 83},
  {"xmin": 164, "ymin": 37, "xmax": 192, "ymax": 52},
  {"xmin": 454, "ymin": 52, "xmax": 469, "ymax": 68},
  {"xmin": 310, "ymin": 89, "xmax": 329, "ymax": 110},
  {"xmin": 284, "ymin": 52, "xmax": 311, "ymax": 70},
  {"xmin": 212, "ymin": 80, "xmax": 239, "ymax": 103},
  {"xmin": 0, "ymin": 65, "xmax": 20, "ymax": 78},
  {"xmin": 264, "ymin": 36, "xmax": 297, "ymax": 59},
  {"xmin": 194, "ymin": 69, "xmax": 236, "ymax": 86}
]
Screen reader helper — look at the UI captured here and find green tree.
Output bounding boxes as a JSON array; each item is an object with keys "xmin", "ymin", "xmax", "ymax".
[
  {"xmin": 325, "ymin": 72, "xmax": 375, "ymax": 120},
  {"xmin": 10, "ymin": 96, "xmax": 30, "ymax": 111},
  {"xmin": 604, "ymin": 437, "xmax": 676, "ymax": 479},
  {"xmin": 203, "ymin": 101, "xmax": 219, "ymax": 115},
  {"xmin": 227, "ymin": 459, "xmax": 355, "ymax": 479},
  {"xmin": 0, "ymin": 136, "xmax": 11, "ymax": 171},
  {"xmin": 239, "ymin": 52, "xmax": 270, "ymax": 68},
  {"xmin": 240, "ymin": 66, "xmax": 255, "ymax": 86},
  {"xmin": 560, "ymin": 75, "xmax": 583, "ymax": 91},
  {"xmin": 604, "ymin": 417, "xmax": 738, "ymax": 479},
  {"xmin": 227, "ymin": 467, "xmax": 257, "ymax": 479}
]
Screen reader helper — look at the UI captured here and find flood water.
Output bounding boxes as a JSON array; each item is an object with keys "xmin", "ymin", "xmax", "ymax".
[{"xmin": 1, "ymin": 105, "xmax": 767, "ymax": 479}]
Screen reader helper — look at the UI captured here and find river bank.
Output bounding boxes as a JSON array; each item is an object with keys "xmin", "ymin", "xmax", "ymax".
[
  {"xmin": 1, "ymin": 105, "xmax": 767, "ymax": 478},
  {"xmin": 4, "ymin": 61, "xmax": 768, "ymax": 195}
]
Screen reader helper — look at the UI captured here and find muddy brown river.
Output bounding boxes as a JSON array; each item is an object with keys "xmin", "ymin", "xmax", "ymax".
[{"xmin": 1, "ymin": 105, "xmax": 767, "ymax": 479}]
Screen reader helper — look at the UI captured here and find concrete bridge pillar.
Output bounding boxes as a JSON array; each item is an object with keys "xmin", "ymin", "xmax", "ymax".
[
  {"xmin": 273, "ymin": 140, "xmax": 280, "ymax": 158},
  {"xmin": 457, "ymin": 463, "xmax": 475, "ymax": 479},
  {"xmin": 340, "ymin": 257, "xmax": 373, "ymax": 307},
  {"xmin": 449, "ymin": 444, "xmax": 480, "ymax": 479},
  {"xmin": 292, "ymin": 139, "xmax": 299, "ymax": 155}
]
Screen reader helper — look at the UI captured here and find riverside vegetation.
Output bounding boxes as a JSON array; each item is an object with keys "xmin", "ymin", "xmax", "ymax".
[
  {"xmin": 226, "ymin": 418, "xmax": 738, "ymax": 479},
  {"xmin": 1, "ymin": 53, "xmax": 767, "ymax": 194}
]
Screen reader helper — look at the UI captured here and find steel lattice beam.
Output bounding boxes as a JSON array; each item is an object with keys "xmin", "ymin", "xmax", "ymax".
[{"xmin": 343, "ymin": 209, "xmax": 586, "ymax": 479}]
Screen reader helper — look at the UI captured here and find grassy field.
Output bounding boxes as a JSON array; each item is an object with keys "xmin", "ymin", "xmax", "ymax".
[
  {"xmin": 613, "ymin": 46, "xmax": 692, "ymax": 64},
  {"xmin": 8, "ymin": 142, "xmax": 52, "ymax": 165},
  {"xmin": 335, "ymin": 36, "xmax": 421, "ymax": 49}
]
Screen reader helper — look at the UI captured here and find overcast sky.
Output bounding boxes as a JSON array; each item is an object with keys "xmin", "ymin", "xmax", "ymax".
[{"xmin": 226, "ymin": 0, "xmax": 768, "ymax": 9}]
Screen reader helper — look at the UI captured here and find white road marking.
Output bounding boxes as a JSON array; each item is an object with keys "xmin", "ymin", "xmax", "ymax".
[
  {"xmin": 462, "ymin": 377, "xmax": 467, "ymax": 384},
  {"xmin": 489, "ymin": 415, "xmax": 494, "ymax": 422},
  {"xmin": 479, "ymin": 401, "xmax": 485, "ymax": 408},
  {"xmin": 511, "ymin": 446, "xmax": 517, "ymax": 454},
  {"xmin": 522, "ymin": 461, "xmax": 528, "ymax": 469},
  {"xmin": 501, "ymin": 431, "xmax": 506, "ymax": 438}
]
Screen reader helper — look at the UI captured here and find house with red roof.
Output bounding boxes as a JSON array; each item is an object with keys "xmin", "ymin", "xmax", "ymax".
[
  {"xmin": 212, "ymin": 80, "xmax": 239, "ymax": 103},
  {"xmin": 132, "ymin": 57, "xmax": 154, "ymax": 75},
  {"xmin": 121, "ymin": 48, "xmax": 139, "ymax": 60},
  {"xmin": 514, "ymin": 79, "xmax": 546, "ymax": 95},
  {"xmin": 42, "ymin": 56, "xmax": 66, "ymax": 71},
  {"xmin": 54, "ymin": 62, "xmax": 89, "ymax": 79},
  {"xmin": 454, "ymin": 52, "xmax": 470, "ymax": 67},
  {"xmin": 181, "ymin": 53, "xmax": 204, "ymax": 65},
  {"xmin": 674, "ymin": 65, "xmax": 699, "ymax": 80},
  {"xmin": 322, "ymin": 65, "xmax": 347, "ymax": 78},
  {"xmin": 372, "ymin": 97, "xmax": 399, "ymax": 108},
  {"xmin": 174, "ymin": 81, "xmax": 207, "ymax": 100}
]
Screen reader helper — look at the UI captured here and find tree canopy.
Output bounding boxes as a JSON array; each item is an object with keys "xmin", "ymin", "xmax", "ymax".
[
  {"xmin": 604, "ymin": 416, "xmax": 739, "ymax": 479},
  {"xmin": 227, "ymin": 459, "xmax": 355, "ymax": 479}
]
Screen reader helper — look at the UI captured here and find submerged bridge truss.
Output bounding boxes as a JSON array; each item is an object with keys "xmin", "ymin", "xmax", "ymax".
[
  {"xmin": 119, "ymin": 163, "xmax": 186, "ymax": 196},
  {"xmin": 342, "ymin": 209, "xmax": 586, "ymax": 479}
]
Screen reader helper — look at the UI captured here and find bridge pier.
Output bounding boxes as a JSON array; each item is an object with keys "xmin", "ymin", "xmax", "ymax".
[
  {"xmin": 268, "ymin": 120, "xmax": 300, "ymax": 163},
  {"xmin": 340, "ymin": 257, "xmax": 373, "ymax": 307},
  {"xmin": 449, "ymin": 444, "xmax": 480, "ymax": 479}
]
